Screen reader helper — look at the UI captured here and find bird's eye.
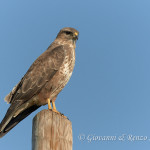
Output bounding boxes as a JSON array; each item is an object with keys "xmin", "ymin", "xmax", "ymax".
[{"xmin": 65, "ymin": 31, "xmax": 72, "ymax": 35}]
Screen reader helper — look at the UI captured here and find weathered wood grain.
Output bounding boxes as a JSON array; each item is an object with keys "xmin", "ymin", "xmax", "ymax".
[{"xmin": 32, "ymin": 109, "xmax": 72, "ymax": 150}]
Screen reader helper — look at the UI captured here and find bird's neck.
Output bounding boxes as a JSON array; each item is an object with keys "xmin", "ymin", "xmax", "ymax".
[{"xmin": 54, "ymin": 38, "xmax": 76, "ymax": 48}]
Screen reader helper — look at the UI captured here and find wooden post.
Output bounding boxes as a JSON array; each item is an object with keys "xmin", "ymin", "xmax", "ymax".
[{"xmin": 32, "ymin": 109, "xmax": 72, "ymax": 150}]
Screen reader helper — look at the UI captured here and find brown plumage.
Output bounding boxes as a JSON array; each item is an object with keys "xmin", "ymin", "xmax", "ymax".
[{"xmin": 0, "ymin": 27, "xmax": 79, "ymax": 138}]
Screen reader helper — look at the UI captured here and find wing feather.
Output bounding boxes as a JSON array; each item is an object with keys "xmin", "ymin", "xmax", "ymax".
[{"xmin": 5, "ymin": 45, "xmax": 65, "ymax": 103}]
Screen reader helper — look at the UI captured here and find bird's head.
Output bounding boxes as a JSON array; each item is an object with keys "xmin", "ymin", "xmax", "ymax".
[{"xmin": 56, "ymin": 27, "xmax": 79, "ymax": 42}]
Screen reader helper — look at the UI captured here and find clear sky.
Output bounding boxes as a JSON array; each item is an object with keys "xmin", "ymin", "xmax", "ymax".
[{"xmin": 1, "ymin": 0, "xmax": 150, "ymax": 150}]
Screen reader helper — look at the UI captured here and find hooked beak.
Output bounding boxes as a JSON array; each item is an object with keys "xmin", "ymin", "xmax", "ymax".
[{"xmin": 73, "ymin": 32, "xmax": 79, "ymax": 40}]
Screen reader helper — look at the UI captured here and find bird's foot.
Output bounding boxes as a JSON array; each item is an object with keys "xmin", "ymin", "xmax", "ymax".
[
  {"xmin": 52, "ymin": 108, "xmax": 60, "ymax": 114},
  {"xmin": 52, "ymin": 109, "xmax": 67, "ymax": 118},
  {"xmin": 60, "ymin": 112, "xmax": 67, "ymax": 119},
  {"xmin": 47, "ymin": 100, "xmax": 67, "ymax": 118}
]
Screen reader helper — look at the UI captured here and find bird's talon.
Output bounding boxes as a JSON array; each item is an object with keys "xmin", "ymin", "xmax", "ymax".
[
  {"xmin": 60, "ymin": 113, "xmax": 67, "ymax": 119},
  {"xmin": 52, "ymin": 109, "xmax": 60, "ymax": 114},
  {"xmin": 62, "ymin": 115, "xmax": 67, "ymax": 119},
  {"xmin": 52, "ymin": 110, "xmax": 67, "ymax": 118}
]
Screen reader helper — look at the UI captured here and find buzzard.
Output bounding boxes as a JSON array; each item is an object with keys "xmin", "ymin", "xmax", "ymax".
[{"xmin": 0, "ymin": 27, "xmax": 79, "ymax": 138}]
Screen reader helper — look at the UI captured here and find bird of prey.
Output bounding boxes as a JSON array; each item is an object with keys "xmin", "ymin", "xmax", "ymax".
[{"xmin": 0, "ymin": 27, "xmax": 79, "ymax": 138}]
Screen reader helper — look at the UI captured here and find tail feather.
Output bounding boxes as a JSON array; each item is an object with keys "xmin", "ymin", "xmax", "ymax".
[{"xmin": 0, "ymin": 103, "xmax": 40, "ymax": 138}]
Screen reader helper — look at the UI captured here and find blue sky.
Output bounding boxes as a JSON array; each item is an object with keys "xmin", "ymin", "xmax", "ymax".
[{"xmin": 1, "ymin": 0, "xmax": 150, "ymax": 149}]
